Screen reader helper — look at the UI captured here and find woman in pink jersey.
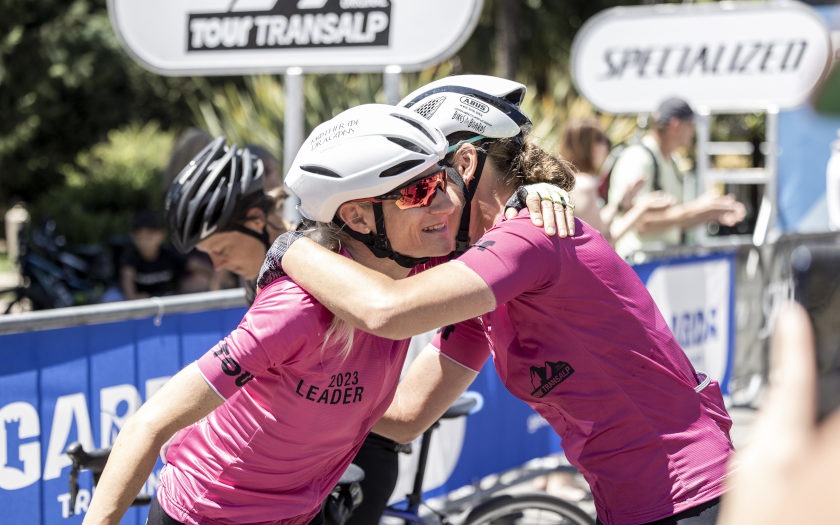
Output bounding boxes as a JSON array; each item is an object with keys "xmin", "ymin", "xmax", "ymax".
[
  {"xmin": 83, "ymin": 104, "xmax": 467, "ymax": 525},
  {"xmin": 272, "ymin": 76, "xmax": 735, "ymax": 525}
]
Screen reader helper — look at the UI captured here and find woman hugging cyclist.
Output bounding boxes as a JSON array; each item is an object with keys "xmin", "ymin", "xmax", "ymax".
[
  {"xmin": 266, "ymin": 75, "xmax": 735, "ymax": 525},
  {"xmin": 83, "ymin": 100, "xmax": 572, "ymax": 525},
  {"xmin": 82, "ymin": 104, "xmax": 464, "ymax": 525}
]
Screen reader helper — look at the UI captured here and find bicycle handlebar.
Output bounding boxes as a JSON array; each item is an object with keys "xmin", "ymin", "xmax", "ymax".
[{"xmin": 64, "ymin": 441, "xmax": 151, "ymax": 516}]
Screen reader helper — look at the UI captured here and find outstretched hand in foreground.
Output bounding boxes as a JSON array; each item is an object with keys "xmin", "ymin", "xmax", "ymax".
[{"xmin": 718, "ymin": 302, "xmax": 840, "ymax": 524}]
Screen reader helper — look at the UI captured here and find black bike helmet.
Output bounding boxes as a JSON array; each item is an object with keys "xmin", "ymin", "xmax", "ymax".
[{"xmin": 165, "ymin": 136, "xmax": 266, "ymax": 253}]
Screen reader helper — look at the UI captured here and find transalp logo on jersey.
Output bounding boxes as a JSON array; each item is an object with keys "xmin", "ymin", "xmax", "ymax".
[
  {"xmin": 530, "ymin": 360, "xmax": 574, "ymax": 398},
  {"xmin": 188, "ymin": 0, "xmax": 392, "ymax": 52}
]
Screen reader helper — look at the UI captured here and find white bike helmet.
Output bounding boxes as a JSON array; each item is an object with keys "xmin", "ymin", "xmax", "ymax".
[
  {"xmin": 399, "ymin": 75, "xmax": 531, "ymax": 253},
  {"xmin": 398, "ymin": 74, "xmax": 530, "ymax": 141},
  {"xmin": 286, "ymin": 103, "xmax": 449, "ymax": 268},
  {"xmin": 287, "ymin": 103, "xmax": 448, "ymax": 223}
]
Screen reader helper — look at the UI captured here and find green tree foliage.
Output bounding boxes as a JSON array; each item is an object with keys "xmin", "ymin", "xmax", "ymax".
[
  {"xmin": 29, "ymin": 122, "xmax": 175, "ymax": 244},
  {"xmin": 1, "ymin": 0, "xmax": 652, "ymax": 246},
  {"xmin": 458, "ymin": 0, "xmax": 634, "ymax": 97},
  {"xmin": 0, "ymin": 0, "xmax": 212, "ymax": 208}
]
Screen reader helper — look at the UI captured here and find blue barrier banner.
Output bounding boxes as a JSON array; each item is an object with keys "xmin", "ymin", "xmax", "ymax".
[{"xmin": 0, "ymin": 307, "xmax": 246, "ymax": 525}]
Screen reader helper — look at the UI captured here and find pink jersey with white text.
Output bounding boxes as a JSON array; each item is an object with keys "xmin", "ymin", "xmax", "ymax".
[
  {"xmin": 434, "ymin": 216, "xmax": 733, "ymax": 525},
  {"xmin": 157, "ymin": 275, "xmax": 411, "ymax": 525}
]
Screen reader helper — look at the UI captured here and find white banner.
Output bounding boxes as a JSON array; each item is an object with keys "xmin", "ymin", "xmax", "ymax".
[
  {"xmin": 644, "ymin": 257, "xmax": 732, "ymax": 384},
  {"xmin": 571, "ymin": 1, "xmax": 832, "ymax": 113},
  {"xmin": 107, "ymin": 0, "xmax": 483, "ymax": 75}
]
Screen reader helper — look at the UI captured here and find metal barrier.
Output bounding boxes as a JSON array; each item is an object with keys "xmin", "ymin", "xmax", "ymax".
[
  {"xmin": 0, "ymin": 288, "xmax": 558, "ymax": 525},
  {"xmin": 0, "ymin": 289, "xmax": 247, "ymax": 335},
  {"xmin": 624, "ymin": 230, "xmax": 840, "ymax": 406}
]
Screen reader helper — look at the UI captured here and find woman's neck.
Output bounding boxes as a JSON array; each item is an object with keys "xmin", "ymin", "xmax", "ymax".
[{"xmin": 474, "ymin": 179, "xmax": 515, "ymax": 239}]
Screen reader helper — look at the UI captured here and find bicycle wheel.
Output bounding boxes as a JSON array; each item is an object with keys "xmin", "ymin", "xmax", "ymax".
[{"xmin": 463, "ymin": 493, "xmax": 594, "ymax": 525}]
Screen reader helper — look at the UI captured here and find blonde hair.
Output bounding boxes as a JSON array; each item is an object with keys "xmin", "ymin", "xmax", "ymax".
[{"xmin": 307, "ymin": 221, "xmax": 356, "ymax": 359}]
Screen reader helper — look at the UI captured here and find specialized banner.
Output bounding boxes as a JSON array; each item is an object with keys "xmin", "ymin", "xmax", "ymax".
[{"xmin": 570, "ymin": 1, "xmax": 831, "ymax": 114}]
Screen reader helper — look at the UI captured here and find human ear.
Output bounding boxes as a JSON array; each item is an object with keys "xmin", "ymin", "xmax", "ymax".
[
  {"xmin": 243, "ymin": 207, "xmax": 267, "ymax": 231},
  {"xmin": 336, "ymin": 202, "xmax": 375, "ymax": 235},
  {"xmin": 451, "ymin": 143, "xmax": 480, "ymax": 185}
]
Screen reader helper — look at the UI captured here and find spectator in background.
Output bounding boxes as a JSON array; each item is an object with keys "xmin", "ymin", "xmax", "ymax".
[
  {"xmin": 118, "ymin": 210, "xmax": 184, "ymax": 300},
  {"xmin": 559, "ymin": 117, "xmax": 675, "ymax": 246},
  {"xmin": 608, "ymin": 97, "xmax": 746, "ymax": 258}
]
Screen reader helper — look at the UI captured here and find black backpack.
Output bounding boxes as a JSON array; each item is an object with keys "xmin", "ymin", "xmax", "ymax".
[{"xmin": 597, "ymin": 141, "xmax": 660, "ymax": 205}]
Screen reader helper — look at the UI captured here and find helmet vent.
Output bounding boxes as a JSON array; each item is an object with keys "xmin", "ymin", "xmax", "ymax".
[
  {"xmin": 379, "ymin": 159, "xmax": 424, "ymax": 178},
  {"xmin": 387, "ymin": 137, "xmax": 430, "ymax": 155},
  {"xmin": 412, "ymin": 96, "xmax": 445, "ymax": 121},
  {"xmin": 391, "ymin": 112, "xmax": 438, "ymax": 144},
  {"xmin": 300, "ymin": 164, "xmax": 342, "ymax": 178},
  {"xmin": 501, "ymin": 88, "xmax": 526, "ymax": 105}
]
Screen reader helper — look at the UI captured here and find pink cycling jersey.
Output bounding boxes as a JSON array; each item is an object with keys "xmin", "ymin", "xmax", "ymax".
[
  {"xmin": 433, "ymin": 215, "xmax": 733, "ymax": 525},
  {"xmin": 157, "ymin": 274, "xmax": 412, "ymax": 525}
]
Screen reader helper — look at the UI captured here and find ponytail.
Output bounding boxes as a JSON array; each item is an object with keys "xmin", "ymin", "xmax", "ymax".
[{"xmin": 487, "ymin": 135, "xmax": 576, "ymax": 192}]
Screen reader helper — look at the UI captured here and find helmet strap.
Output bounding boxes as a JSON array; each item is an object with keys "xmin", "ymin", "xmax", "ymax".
[
  {"xmin": 229, "ymin": 223, "xmax": 271, "ymax": 250},
  {"xmin": 341, "ymin": 202, "xmax": 429, "ymax": 268},
  {"xmin": 454, "ymin": 150, "xmax": 487, "ymax": 254}
]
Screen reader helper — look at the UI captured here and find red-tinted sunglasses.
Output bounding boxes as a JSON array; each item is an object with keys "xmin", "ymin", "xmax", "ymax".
[{"xmin": 355, "ymin": 169, "xmax": 448, "ymax": 210}]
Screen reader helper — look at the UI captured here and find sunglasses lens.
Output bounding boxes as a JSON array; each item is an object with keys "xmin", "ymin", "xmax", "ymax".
[{"xmin": 394, "ymin": 171, "xmax": 446, "ymax": 209}]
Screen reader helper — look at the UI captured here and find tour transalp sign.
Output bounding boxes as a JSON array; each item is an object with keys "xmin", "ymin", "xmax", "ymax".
[
  {"xmin": 570, "ymin": 1, "xmax": 832, "ymax": 113},
  {"xmin": 107, "ymin": 0, "xmax": 483, "ymax": 75}
]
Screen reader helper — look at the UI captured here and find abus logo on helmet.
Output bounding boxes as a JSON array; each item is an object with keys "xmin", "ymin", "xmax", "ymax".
[
  {"xmin": 187, "ymin": 0, "xmax": 392, "ymax": 52},
  {"xmin": 459, "ymin": 96, "xmax": 489, "ymax": 113}
]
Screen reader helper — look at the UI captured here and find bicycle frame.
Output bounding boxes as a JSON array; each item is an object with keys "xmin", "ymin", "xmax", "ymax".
[{"xmin": 381, "ymin": 392, "xmax": 482, "ymax": 524}]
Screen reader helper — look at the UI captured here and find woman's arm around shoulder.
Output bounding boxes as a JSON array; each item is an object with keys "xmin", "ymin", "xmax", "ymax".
[{"xmin": 283, "ymin": 238, "xmax": 496, "ymax": 339}]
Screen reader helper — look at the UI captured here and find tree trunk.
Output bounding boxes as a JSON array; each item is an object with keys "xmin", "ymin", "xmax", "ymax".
[{"xmin": 494, "ymin": 0, "xmax": 520, "ymax": 79}]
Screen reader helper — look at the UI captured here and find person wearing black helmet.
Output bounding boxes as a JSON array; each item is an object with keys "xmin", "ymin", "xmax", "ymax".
[
  {"xmin": 165, "ymin": 136, "xmax": 290, "ymax": 302},
  {"xmin": 269, "ymin": 75, "xmax": 734, "ymax": 525}
]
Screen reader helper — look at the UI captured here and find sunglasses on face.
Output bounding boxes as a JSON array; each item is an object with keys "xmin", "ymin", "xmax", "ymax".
[{"xmin": 356, "ymin": 169, "xmax": 448, "ymax": 210}]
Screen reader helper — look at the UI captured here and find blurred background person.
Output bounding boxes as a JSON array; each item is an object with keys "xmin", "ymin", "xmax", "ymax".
[
  {"xmin": 559, "ymin": 117, "xmax": 675, "ymax": 246},
  {"xmin": 118, "ymin": 210, "xmax": 185, "ymax": 300},
  {"xmin": 607, "ymin": 97, "xmax": 746, "ymax": 258}
]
